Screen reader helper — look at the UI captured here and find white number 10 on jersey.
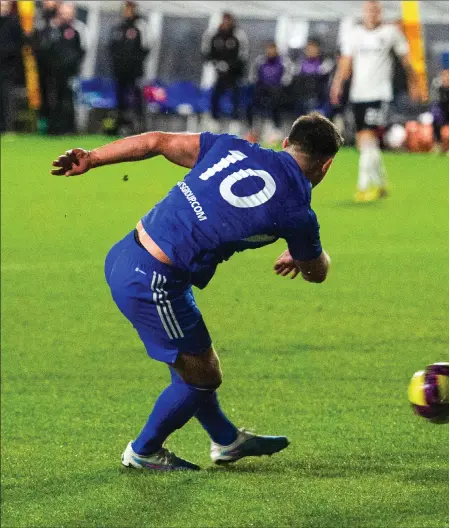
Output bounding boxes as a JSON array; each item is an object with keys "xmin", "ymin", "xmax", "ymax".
[{"xmin": 199, "ymin": 150, "xmax": 276, "ymax": 209}]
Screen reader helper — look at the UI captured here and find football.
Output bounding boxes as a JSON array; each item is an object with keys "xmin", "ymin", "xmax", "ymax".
[{"xmin": 408, "ymin": 362, "xmax": 449, "ymax": 424}]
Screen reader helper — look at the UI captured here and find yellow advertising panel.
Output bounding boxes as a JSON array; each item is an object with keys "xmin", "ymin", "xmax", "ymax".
[
  {"xmin": 17, "ymin": 1, "xmax": 41, "ymax": 110},
  {"xmin": 401, "ymin": 1, "xmax": 429, "ymax": 101}
]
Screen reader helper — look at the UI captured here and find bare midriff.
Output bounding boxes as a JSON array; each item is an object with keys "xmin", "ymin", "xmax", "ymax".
[{"xmin": 136, "ymin": 220, "xmax": 173, "ymax": 266}]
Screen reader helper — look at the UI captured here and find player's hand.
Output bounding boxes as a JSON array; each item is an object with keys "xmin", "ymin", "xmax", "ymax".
[
  {"xmin": 330, "ymin": 82, "xmax": 342, "ymax": 106},
  {"xmin": 51, "ymin": 148, "xmax": 92, "ymax": 177},
  {"xmin": 274, "ymin": 250, "xmax": 300, "ymax": 279}
]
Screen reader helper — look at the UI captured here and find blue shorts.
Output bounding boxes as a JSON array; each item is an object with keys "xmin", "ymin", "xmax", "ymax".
[{"xmin": 104, "ymin": 230, "xmax": 212, "ymax": 364}]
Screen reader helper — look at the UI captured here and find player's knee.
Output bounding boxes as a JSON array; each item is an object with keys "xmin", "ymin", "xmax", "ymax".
[
  {"xmin": 174, "ymin": 347, "xmax": 223, "ymax": 390},
  {"xmin": 188, "ymin": 365, "xmax": 222, "ymax": 391},
  {"xmin": 201, "ymin": 368, "xmax": 222, "ymax": 390},
  {"xmin": 196, "ymin": 356, "xmax": 223, "ymax": 390},
  {"xmin": 210, "ymin": 365, "xmax": 223, "ymax": 389},
  {"xmin": 357, "ymin": 131, "xmax": 378, "ymax": 151}
]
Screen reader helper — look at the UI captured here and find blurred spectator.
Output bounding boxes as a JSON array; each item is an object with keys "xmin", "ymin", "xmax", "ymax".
[
  {"xmin": 291, "ymin": 37, "xmax": 334, "ymax": 116},
  {"xmin": 246, "ymin": 42, "xmax": 294, "ymax": 142},
  {"xmin": 49, "ymin": 2, "xmax": 85, "ymax": 134},
  {"xmin": 33, "ymin": 1, "xmax": 85, "ymax": 134},
  {"xmin": 0, "ymin": 0, "xmax": 25, "ymax": 133},
  {"xmin": 108, "ymin": 1, "xmax": 149, "ymax": 132},
  {"xmin": 32, "ymin": 0, "xmax": 60, "ymax": 133},
  {"xmin": 431, "ymin": 60, "xmax": 449, "ymax": 149},
  {"xmin": 202, "ymin": 12, "xmax": 249, "ymax": 122}
]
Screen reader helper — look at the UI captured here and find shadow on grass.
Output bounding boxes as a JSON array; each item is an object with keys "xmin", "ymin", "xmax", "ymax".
[
  {"xmin": 207, "ymin": 457, "xmax": 450, "ymax": 485},
  {"xmin": 6, "ymin": 456, "xmax": 448, "ymax": 504},
  {"xmin": 204, "ymin": 457, "xmax": 392, "ymax": 478}
]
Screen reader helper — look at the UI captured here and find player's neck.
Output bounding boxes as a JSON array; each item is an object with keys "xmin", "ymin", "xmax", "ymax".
[{"xmin": 285, "ymin": 148, "xmax": 322, "ymax": 188}]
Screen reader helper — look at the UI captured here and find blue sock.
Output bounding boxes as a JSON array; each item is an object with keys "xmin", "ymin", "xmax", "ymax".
[
  {"xmin": 195, "ymin": 391, "xmax": 239, "ymax": 446},
  {"xmin": 132, "ymin": 372, "xmax": 212, "ymax": 456},
  {"xmin": 169, "ymin": 368, "xmax": 238, "ymax": 446}
]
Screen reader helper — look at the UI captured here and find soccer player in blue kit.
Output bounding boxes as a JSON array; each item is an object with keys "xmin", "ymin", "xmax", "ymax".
[{"xmin": 51, "ymin": 112, "xmax": 343, "ymax": 471}]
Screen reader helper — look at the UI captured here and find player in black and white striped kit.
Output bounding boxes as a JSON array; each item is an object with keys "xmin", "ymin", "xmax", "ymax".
[{"xmin": 331, "ymin": 0, "xmax": 419, "ymax": 201}]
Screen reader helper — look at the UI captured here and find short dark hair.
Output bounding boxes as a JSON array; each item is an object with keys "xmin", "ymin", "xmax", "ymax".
[
  {"xmin": 307, "ymin": 37, "xmax": 321, "ymax": 48},
  {"xmin": 288, "ymin": 112, "xmax": 343, "ymax": 159}
]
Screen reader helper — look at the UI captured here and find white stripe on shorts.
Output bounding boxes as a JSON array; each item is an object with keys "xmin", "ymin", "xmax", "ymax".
[
  {"xmin": 151, "ymin": 272, "xmax": 185, "ymax": 339},
  {"xmin": 159, "ymin": 275, "xmax": 185, "ymax": 338},
  {"xmin": 151, "ymin": 272, "xmax": 174, "ymax": 339},
  {"xmin": 155, "ymin": 274, "xmax": 178, "ymax": 338}
]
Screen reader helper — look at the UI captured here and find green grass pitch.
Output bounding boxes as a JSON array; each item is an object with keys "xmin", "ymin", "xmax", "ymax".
[{"xmin": 1, "ymin": 134, "xmax": 448, "ymax": 528}]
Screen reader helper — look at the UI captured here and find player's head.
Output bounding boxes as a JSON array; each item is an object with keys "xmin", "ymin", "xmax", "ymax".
[
  {"xmin": 43, "ymin": 0, "xmax": 59, "ymax": 9},
  {"xmin": 123, "ymin": 0, "xmax": 137, "ymax": 20},
  {"xmin": 43, "ymin": 0, "xmax": 60, "ymax": 19},
  {"xmin": 58, "ymin": 2, "xmax": 75, "ymax": 24},
  {"xmin": 220, "ymin": 12, "xmax": 235, "ymax": 32},
  {"xmin": 363, "ymin": 0, "xmax": 383, "ymax": 29},
  {"xmin": 265, "ymin": 42, "xmax": 279, "ymax": 59},
  {"xmin": 283, "ymin": 112, "xmax": 344, "ymax": 187},
  {"xmin": 305, "ymin": 37, "xmax": 321, "ymax": 59},
  {"xmin": 0, "ymin": 1, "xmax": 13, "ymax": 16}
]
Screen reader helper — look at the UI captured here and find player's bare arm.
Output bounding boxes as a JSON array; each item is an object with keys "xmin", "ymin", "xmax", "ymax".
[
  {"xmin": 274, "ymin": 250, "xmax": 330, "ymax": 283},
  {"xmin": 51, "ymin": 132, "xmax": 201, "ymax": 176},
  {"xmin": 399, "ymin": 54, "xmax": 421, "ymax": 102},
  {"xmin": 330, "ymin": 55, "xmax": 352, "ymax": 105}
]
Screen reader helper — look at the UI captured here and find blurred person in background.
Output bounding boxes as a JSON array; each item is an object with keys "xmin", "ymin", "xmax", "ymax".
[
  {"xmin": 0, "ymin": 0, "xmax": 25, "ymax": 133},
  {"xmin": 47, "ymin": 2, "xmax": 85, "ymax": 134},
  {"xmin": 246, "ymin": 42, "xmax": 294, "ymax": 144},
  {"xmin": 431, "ymin": 56, "xmax": 449, "ymax": 152},
  {"xmin": 330, "ymin": 0, "xmax": 419, "ymax": 202},
  {"xmin": 33, "ymin": 1, "xmax": 85, "ymax": 135},
  {"xmin": 292, "ymin": 37, "xmax": 335, "ymax": 117},
  {"xmin": 202, "ymin": 12, "xmax": 249, "ymax": 128},
  {"xmin": 109, "ymin": 0, "xmax": 150, "ymax": 133},
  {"xmin": 32, "ymin": 0, "xmax": 60, "ymax": 134},
  {"xmin": 327, "ymin": 50, "xmax": 350, "ymax": 140}
]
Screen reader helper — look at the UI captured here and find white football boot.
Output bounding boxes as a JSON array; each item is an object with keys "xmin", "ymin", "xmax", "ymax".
[{"xmin": 122, "ymin": 441, "xmax": 200, "ymax": 471}]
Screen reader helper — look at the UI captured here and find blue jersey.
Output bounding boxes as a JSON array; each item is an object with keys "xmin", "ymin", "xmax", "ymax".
[{"xmin": 141, "ymin": 133, "xmax": 322, "ymax": 289}]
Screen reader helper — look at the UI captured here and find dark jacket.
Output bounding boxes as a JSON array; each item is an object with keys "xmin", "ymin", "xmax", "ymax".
[
  {"xmin": 203, "ymin": 27, "xmax": 249, "ymax": 79},
  {"xmin": 32, "ymin": 21, "xmax": 84, "ymax": 78},
  {"xmin": 52, "ymin": 23, "xmax": 85, "ymax": 77},
  {"xmin": 109, "ymin": 16, "xmax": 149, "ymax": 78},
  {"xmin": 0, "ymin": 13, "xmax": 24, "ymax": 80}
]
